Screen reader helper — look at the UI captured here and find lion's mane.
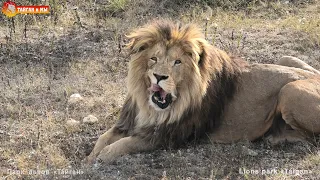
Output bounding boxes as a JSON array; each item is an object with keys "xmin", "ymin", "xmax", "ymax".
[{"xmin": 115, "ymin": 20, "xmax": 247, "ymax": 147}]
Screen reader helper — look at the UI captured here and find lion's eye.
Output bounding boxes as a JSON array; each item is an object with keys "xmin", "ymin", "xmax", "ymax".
[
  {"xmin": 174, "ymin": 59, "xmax": 181, "ymax": 65},
  {"xmin": 150, "ymin": 57, "xmax": 157, "ymax": 62}
]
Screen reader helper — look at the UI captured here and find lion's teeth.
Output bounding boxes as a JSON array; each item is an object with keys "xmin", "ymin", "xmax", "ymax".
[{"xmin": 155, "ymin": 97, "xmax": 166, "ymax": 104}]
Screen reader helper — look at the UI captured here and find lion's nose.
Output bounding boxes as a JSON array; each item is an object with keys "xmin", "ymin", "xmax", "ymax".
[{"xmin": 153, "ymin": 73, "xmax": 169, "ymax": 83}]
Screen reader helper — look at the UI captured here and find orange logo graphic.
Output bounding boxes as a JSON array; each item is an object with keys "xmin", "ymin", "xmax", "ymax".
[{"xmin": 2, "ymin": 0, "xmax": 50, "ymax": 17}]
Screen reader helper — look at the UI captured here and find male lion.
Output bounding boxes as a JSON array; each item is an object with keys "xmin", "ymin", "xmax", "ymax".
[{"xmin": 86, "ymin": 20, "xmax": 320, "ymax": 164}]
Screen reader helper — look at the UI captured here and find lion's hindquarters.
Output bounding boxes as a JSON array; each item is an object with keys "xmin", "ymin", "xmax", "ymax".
[
  {"xmin": 277, "ymin": 56, "xmax": 320, "ymax": 75},
  {"xmin": 277, "ymin": 79, "xmax": 320, "ymax": 135}
]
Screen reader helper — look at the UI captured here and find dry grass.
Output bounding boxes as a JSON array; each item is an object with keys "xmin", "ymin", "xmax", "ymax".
[{"xmin": 0, "ymin": 0, "xmax": 319, "ymax": 179}]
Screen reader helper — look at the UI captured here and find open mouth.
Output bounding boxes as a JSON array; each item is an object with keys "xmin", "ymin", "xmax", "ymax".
[{"xmin": 148, "ymin": 84, "xmax": 172, "ymax": 109}]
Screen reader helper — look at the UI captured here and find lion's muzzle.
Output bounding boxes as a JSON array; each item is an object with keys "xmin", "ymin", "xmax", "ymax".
[{"xmin": 148, "ymin": 84, "xmax": 173, "ymax": 109}]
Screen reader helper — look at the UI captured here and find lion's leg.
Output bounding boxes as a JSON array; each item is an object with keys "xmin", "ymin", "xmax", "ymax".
[
  {"xmin": 268, "ymin": 130, "xmax": 307, "ymax": 145},
  {"xmin": 86, "ymin": 126, "xmax": 125, "ymax": 164},
  {"xmin": 270, "ymin": 79, "xmax": 320, "ymax": 144},
  {"xmin": 267, "ymin": 117, "xmax": 307, "ymax": 145},
  {"xmin": 96, "ymin": 136, "xmax": 156, "ymax": 163},
  {"xmin": 276, "ymin": 56, "xmax": 320, "ymax": 74}
]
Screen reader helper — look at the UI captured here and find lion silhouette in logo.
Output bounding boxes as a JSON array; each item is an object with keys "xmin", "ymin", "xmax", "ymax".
[
  {"xmin": 86, "ymin": 20, "xmax": 320, "ymax": 163},
  {"xmin": 7, "ymin": 4, "xmax": 16, "ymax": 13}
]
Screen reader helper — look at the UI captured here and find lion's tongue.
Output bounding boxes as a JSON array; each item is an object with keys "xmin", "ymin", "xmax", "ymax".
[
  {"xmin": 159, "ymin": 90, "xmax": 167, "ymax": 100},
  {"xmin": 148, "ymin": 84, "xmax": 161, "ymax": 92},
  {"xmin": 148, "ymin": 84, "xmax": 168, "ymax": 100}
]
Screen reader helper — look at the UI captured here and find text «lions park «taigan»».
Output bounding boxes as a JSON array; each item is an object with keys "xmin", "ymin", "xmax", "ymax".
[{"xmin": 1, "ymin": 0, "xmax": 320, "ymax": 179}]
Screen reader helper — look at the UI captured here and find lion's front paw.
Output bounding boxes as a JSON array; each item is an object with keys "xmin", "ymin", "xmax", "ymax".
[
  {"xmin": 83, "ymin": 154, "xmax": 97, "ymax": 165},
  {"xmin": 96, "ymin": 145, "xmax": 119, "ymax": 163}
]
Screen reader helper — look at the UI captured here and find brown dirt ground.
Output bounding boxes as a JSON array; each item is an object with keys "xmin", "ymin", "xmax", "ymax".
[{"xmin": 0, "ymin": 0, "xmax": 319, "ymax": 179}]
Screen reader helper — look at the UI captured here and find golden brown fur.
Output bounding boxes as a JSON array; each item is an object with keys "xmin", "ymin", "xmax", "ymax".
[{"xmin": 85, "ymin": 20, "xmax": 320, "ymax": 164}]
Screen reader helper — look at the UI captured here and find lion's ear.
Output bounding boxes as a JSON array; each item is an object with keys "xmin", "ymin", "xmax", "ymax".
[
  {"xmin": 195, "ymin": 39, "xmax": 208, "ymax": 66},
  {"xmin": 188, "ymin": 50, "xmax": 200, "ymax": 63},
  {"xmin": 198, "ymin": 52, "xmax": 204, "ymax": 65},
  {"xmin": 127, "ymin": 38, "xmax": 150, "ymax": 54}
]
